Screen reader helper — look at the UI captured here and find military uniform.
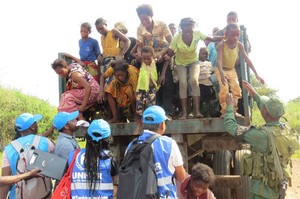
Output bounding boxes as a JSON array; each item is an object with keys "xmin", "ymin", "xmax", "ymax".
[{"xmin": 224, "ymin": 93, "xmax": 296, "ymax": 199}]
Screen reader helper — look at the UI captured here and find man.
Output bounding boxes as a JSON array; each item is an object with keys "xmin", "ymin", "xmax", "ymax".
[
  {"xmin": 53, "ymin": 110, "xmax": 82, "ymax": 159},
  {"xmin": 136, "ymin": 4, "xmax": 175, "ymax": 119},
  {"xmin": 0, "ymin": 113, "xmax": 55, "ymax": 199},
  {"xmin": 224, "ymin": 80, "xmax": 298, "ymax": 199},
  {"xmin": 130, "ymin": 105, "xmax": 186, "ymax": 198}
]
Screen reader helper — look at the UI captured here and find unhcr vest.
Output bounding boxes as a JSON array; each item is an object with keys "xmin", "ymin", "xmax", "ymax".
[
  {"xmin": 69, "ymin": 149, "xmax": 114, "ymax": 198},
  {"xmin": 139, "ymin": 132, "xmax": 177, "ymax": 199},
  {"xmin": 241, "ymin": 123, "xmax": 300, "ymax": 191}
]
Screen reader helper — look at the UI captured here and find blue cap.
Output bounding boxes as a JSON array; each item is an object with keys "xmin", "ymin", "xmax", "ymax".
[
  {"xmin": 53, "ymin": 111, "xmax": 79, "ymax": 131},
  {"xmin": 87, "ymin": 119, "xmax": 111, "ymax": 142},
  {"xmin": 15, "ymin": 113, "xmax": 43, "ymax": 132},
  {"xmin": 142, "ymin": 105, "xmax": 170, "ymax": 124}
]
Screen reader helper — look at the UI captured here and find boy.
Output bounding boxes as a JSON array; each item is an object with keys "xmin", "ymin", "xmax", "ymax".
[
  {"xmin": 199, "ymin": 47, "xmax": 219, "ymax": 117},
  {"xmin": 215, "ymin": 23, "xmax": 264, "ymax": 118}
]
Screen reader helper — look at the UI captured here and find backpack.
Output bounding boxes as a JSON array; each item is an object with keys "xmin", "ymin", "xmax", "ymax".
[
  {"xmin": 10, "ymin": 135, "xmax": 53, "ymax": 199},
  {"xmin": 117, "ymin": 134, "xmax": 160, "ymax": 199}
]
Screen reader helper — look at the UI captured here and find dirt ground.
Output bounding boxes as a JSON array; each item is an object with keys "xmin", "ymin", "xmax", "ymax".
[{"xmin": 286, "ymin": 158, "xmax": 300, "ymax": 199}]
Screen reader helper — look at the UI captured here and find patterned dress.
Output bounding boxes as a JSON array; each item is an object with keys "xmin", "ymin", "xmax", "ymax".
[{"xmin": 58, "ymin": 63, "xmax": 101, "ymax": 112}]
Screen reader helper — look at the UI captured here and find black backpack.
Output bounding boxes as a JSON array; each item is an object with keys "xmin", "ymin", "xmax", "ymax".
[{"xmin": 117, "ymin": 134, "xmax": 160, "ymax": 199}]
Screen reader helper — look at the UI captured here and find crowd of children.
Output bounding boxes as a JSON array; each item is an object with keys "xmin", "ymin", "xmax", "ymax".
[
  {"xmin": 52, "ymin": 6, "xmax": 264, "ymax": 126},
  {"xmin": 1, "ymin": 4, "xmax": 267, "ymax": 199}
]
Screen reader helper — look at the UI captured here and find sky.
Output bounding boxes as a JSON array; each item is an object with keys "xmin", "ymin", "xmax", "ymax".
[{"xmin": 0, "ymin": 0, "xmax": 299, "ymax": 107}]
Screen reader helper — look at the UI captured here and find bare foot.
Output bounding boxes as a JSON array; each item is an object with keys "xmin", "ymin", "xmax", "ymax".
[{"xmin": 194, "ymin": 112, "xmax": 204, "ymax": 118}]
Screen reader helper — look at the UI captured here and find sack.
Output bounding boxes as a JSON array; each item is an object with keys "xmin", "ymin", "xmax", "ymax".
[
  {"xmin": 117, "ymin": 134, "xmax": 160, "ymax": 199},
  {"xmin": 10, "ymin": 135, "xmax": 52, "ymax": 199},
  {"xmin": 51, "ymin": 149, "xmax": 80, "ymax": 199}
]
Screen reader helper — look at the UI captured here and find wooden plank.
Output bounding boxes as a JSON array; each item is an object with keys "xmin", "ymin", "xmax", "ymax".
[{"xmin": 110, "ymin": 118, "xmax": 250, "ymax": 136}]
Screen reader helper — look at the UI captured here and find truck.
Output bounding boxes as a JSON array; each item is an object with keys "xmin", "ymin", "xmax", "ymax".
[{"xmin": 58, "ymin": 25, "xmax": 253, "ymax": 199}]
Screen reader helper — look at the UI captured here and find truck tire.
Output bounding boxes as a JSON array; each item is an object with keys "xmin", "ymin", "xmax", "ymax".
[
  {"xmin": 212, "ymin": 150, "xmax": 232, "ymax": 199},
  {"xmin": 234, "ymin": 149, "xmax": 251, "ymax": 199}
]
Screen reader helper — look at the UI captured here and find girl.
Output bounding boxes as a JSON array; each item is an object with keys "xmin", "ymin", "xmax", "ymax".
[
  {"xmin": 68, "ymin": 119, "xmax": 118, "ymax": 198},
  {"xmin": 98, "ymin": 60, "xmax": 139, "ymax": 123},
  {"xmin": 95, "ymin": 18, "xmax": 131, "ymax": 83},
  {"xmin": 167, "ymin": 18, "xmax": 222, "ymax": 119}
]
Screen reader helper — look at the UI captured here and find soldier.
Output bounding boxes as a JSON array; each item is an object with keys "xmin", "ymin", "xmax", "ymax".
[{"xmin": 224, "ymin": 80, "xmax": 299, "ymax": 199}]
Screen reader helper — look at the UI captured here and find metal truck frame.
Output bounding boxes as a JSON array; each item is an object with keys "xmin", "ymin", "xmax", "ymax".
[{"xmin": 58, "ymin": 25, "xmax": 252, "ymax": 199}]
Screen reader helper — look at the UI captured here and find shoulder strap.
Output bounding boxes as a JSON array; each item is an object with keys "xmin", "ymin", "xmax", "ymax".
[
  {"xmin": 32, "ymin": 135, "xmax": 42, "ymax": 148},
  {"xmin": 265, "ymin": 127, "xmax": 284, "ymax": 181},
  {"xmin": 67, "ymin": 149, "xmax": 80, "ymax": 174},
  {"xmin": 145, "ymin": 134, "xmax": 161, "ymax": 145},
  {"xmin": 10, "ymin": 140, "xmax": 23, "ymax": 153}
]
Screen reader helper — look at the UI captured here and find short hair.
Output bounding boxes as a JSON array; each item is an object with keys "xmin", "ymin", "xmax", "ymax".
[
  {"xmin": 51, "ymin": 58, "xmax": 65, "ymax": 70},
  {"xmin": 95, "ymin": 18, "xmax": 107, "ymax": 26},
  {"xmin": 227, "ymin": 11, "xmax": 238, "ymax": 19},
  {"xmin": 81, "ymin": 22, "xmax": 92, "ymax": 33},
  {"xmin": 143, "ymin": 123, "xmax": 161, "ymax": 131},
  {"xmin": 136, "ymin": 4, "xmax": 154, "ymax": 17},
  {"xmin": 226, "ymin": 23, "xmax": 239, "ymax": 33},
  {"xmin": 179, "ymin": 17, "xmax": 196, "ymax": 30},
  {"xmin": 110, "ymin": 60, "xmax": 129, "ymax": 72},
  {"xmin": 141, "ymin": 46, "xmax": 155, "ymax": 56},
  {"xmin": 191, "ymin": 163, "xmax": 215, "ymax": 185},
  {"xmin": 168, "ymin": 23, "xmax": 176, "ymax": 28}
]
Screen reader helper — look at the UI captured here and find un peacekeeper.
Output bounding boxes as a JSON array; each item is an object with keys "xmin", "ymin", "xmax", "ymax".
[{"xmin": 224, "ymin": 80, "xmax": 299, "ymax": 199}]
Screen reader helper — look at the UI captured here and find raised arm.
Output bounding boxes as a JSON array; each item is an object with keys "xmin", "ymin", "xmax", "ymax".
[
  {"xmin": 63, "ymin": 53, "xmax": 85, "ymax": 66},
  {"xmin": 112, "ymin": 29, "xmax": 131, "ymax": 57}
]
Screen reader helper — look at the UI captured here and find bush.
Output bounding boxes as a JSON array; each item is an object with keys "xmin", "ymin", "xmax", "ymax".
[{"xmin": 0, "ymin": 87, "xmax": 57, "ymax": 149}]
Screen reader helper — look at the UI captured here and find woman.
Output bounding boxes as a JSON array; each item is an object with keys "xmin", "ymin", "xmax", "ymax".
[
  {"xmin": 98, "ymin": 60, "xmax": 139, "ymax": 123},
  {"xmin": 167, "ymin": 17, "xmax": 221, "ymax": 119},
  {"xmin": 51, "ymin": 58, "xmax": 101, "ymax": 119},
  {"xmin": 68, "ymin": 119, "xmax": 118, "ymax": 198}
]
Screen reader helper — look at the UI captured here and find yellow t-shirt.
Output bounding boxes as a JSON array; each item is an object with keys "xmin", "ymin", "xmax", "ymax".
[{"xmin": 222, "ymin": 42, "xmax": 239, "ymax": 69}]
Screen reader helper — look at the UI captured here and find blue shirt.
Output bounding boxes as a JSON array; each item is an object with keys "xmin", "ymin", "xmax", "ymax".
[
  {"xmin": 79, "ymin": 37, "xmax": 101, "ymax": 61},
  {"xmin": 54, "ymin": 132, "xmax": 79, "ymax": 159}
]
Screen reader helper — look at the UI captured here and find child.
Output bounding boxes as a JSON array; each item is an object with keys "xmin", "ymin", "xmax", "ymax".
[
  {"xmin": 66, "ymin": 22, "xmax": 101, "ymax": 82},
  {"xmin": 179, "ymin": 163, "xmax": 216, "ymax": 199},
  {"xmin": 98, "ymin": 60, "xmax": 139, "ymax": 123},
  {"xmin": 95, "ymin": 18, "xmax": 131, "ymax": 83},
  {"xmin": 215, "ymin": 23, "xmax": 264, "ymax": 118},
  {"xmin": 134, "ymin": 46, "xmax": 169, "ymax": 134},
  {"xmin": 198, "ymin": 47, "xmax": 219, "ymax": 117}
]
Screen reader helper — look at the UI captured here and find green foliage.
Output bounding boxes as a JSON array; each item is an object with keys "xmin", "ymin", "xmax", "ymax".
[
  {"xmin": 250, "ymin": 76, "xmax": 278, "ymax": 97},
  {"xmin": 0, "ymin": 87, "xmax": 57, "ymax": 149}
]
